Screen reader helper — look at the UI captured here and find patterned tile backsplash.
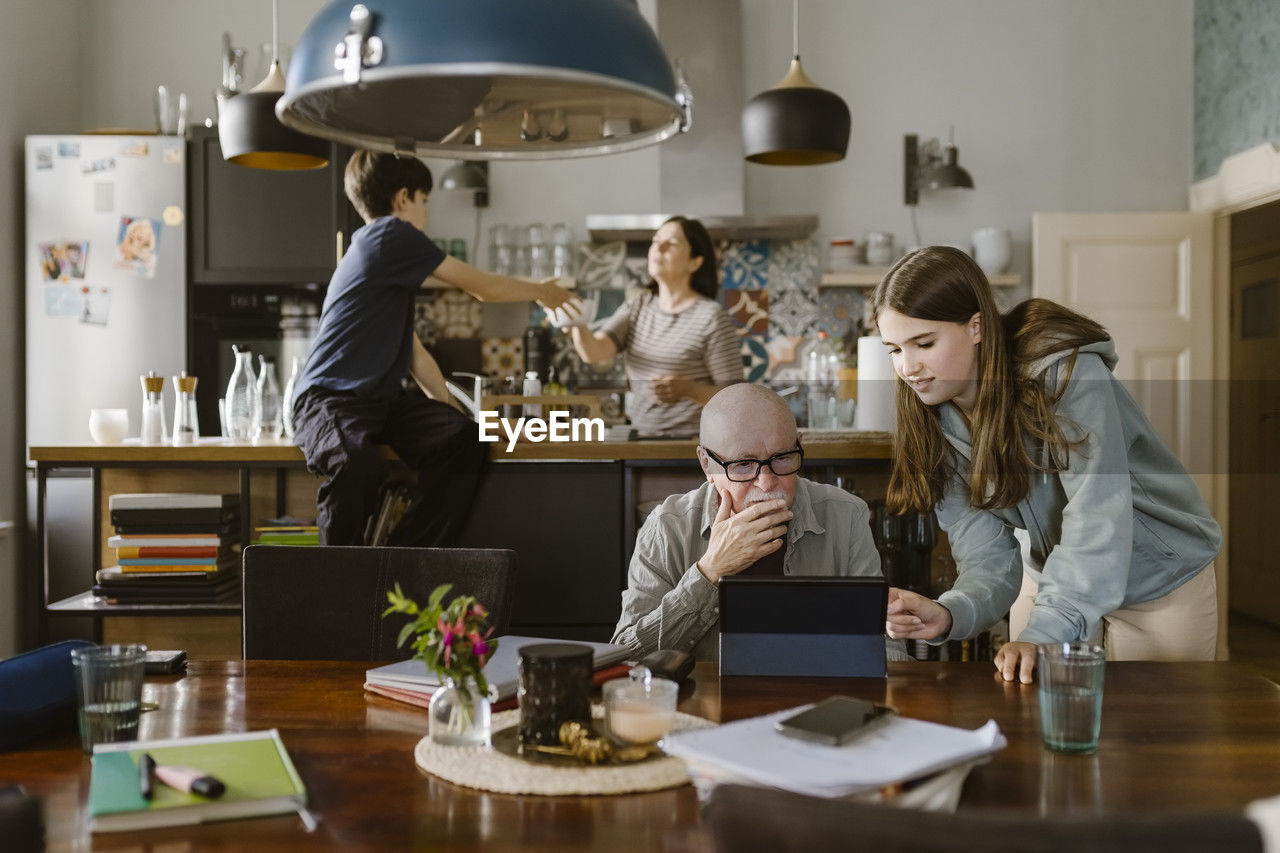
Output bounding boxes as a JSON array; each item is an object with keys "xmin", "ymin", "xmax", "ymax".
[{"xmin": 418, "ymin": 237, "xmax": 866, "ymax": 389}]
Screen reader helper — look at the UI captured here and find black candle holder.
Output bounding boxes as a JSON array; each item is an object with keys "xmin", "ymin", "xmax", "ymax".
[{"xmin": 517, "ymin": 643, "xmax": 593, "ymax": 750}]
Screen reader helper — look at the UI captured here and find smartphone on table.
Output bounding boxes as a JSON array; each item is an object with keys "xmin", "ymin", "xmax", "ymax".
[{"xmin": 774, "ymin": 696, "xmax": 897, "ymax": 746}]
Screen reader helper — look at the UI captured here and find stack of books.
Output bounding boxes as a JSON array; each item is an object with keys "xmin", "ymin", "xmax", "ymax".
[
  {"xmin": 254, "ymin": 517, "xmax": 320, "ymax": 546},
  {"xmin": 93, "ymin": 494, "xmax": 241, "ymax": 605}
]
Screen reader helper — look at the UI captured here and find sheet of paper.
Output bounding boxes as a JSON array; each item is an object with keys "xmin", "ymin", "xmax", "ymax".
[{"xmin": 661, "ymin": 706, "xmax": 1005, "ymax": 798}]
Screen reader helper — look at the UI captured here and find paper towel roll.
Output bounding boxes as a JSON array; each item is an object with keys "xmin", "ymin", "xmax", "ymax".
[{"xmin": 854, "ymin": 335, "xmax": 897, "ymax": 433}]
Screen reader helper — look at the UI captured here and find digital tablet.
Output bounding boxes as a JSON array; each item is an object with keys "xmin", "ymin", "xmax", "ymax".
[{"xmin": 717, "ymin": 577, "xmax": 888, "ymax": 678}]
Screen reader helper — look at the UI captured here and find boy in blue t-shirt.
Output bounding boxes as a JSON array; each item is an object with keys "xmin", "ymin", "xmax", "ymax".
[{"xmin": 292, "ymin": 150, "xmax": 578, "ymax": 546}]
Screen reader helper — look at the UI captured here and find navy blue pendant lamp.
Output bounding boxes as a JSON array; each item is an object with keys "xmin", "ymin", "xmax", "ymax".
[
  {"xmin": 219, "ymin": 0, "xmax": 329, "ymax": 170},
  {"xmin": 277, "ymin": 0, "xmax": 692, "ymax": 160},
  {"xmin": 742, "ymin": 0, "xmax": 849, "ymax": 166}
]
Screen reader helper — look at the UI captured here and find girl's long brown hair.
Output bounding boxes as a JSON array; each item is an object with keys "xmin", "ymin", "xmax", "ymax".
[{"xmin": 870, "ymin": 247, "xmax": 1109, "ymax": 514}]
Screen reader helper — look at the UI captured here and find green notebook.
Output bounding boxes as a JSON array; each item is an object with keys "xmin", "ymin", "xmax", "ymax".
[{"xmin": 88, "ymin": 729, "xmax": 307, "ymax": 833}]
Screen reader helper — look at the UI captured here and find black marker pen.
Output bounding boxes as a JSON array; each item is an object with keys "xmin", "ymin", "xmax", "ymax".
[{"xmin": 138, "ymin": 753, "xmax": 155, "ymax": 800}]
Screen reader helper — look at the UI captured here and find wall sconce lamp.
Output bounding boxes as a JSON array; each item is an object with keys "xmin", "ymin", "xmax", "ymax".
[
  {"xmin": 440, "ymin": 161, "xmax": 489, "ymax": 208},
  {"xmin": 903, "ymin": 129, "xmax": 974, "ymax": 206}
]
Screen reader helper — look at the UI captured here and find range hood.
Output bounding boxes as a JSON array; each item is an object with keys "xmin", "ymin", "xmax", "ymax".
[{"xmin": 587, "ymin": 214, "xmax": 817, "ymax": 242}]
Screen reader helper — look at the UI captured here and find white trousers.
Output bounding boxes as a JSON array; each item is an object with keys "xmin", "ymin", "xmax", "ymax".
[{"xmin": 1008, "ymin": 563, "xmax": 1218, "ymax": 661}]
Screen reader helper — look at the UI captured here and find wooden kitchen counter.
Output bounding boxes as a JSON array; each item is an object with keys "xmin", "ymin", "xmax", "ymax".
[{"xmin": 29, "ymin": 430, "xmax": 892, "ymax": 464}]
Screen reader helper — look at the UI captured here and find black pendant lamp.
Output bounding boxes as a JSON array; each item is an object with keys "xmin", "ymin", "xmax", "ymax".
[
  {"xmin": 742, "ymin": 0, "xmax": 850, "ymax": 166},
  {"xmin": 219, "ymin": 0, "xmax": 329, "ymax": 170}
]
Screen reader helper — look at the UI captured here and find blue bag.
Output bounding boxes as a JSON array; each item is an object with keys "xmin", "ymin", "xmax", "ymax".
[{"xmin": 0, "ymin": 639, "xmax": 95, "ymax": 751}]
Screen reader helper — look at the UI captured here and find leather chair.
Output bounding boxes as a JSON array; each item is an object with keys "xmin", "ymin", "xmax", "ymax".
[
  {"xmin": 704, "ymin": 784, "xmax": 1264, "ymax": 853},
  {"xmin": 241, "ymin": 545, "xmax": 517, "ymax": 660}
]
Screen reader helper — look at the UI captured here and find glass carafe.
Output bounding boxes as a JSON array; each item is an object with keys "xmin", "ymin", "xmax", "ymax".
[
  {"xmin": 253, "ymin": 355, "xmax": 282, "ymax": 442},
  {"xmin": 224, "ymin": 346, "xmax": 256, "ymax": 441},
  {"xmin": 140, "ymin": 372, "xmax": 166, "ymax": 445},
  {"xmin": 281, "ymin": 356, "xmax": 301, "ymax": 439},
  {"xmin": 172, "ymin": 371, "xmax": 199, "ymax": 446}
]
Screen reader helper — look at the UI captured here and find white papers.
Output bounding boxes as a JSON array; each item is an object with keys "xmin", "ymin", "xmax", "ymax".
[
  {"xmin": 365, "ymin": 635, "xmax": 630, "ymax": 701},
  {"xmin": 661, "ymin": 705, "xmax": 1005, "ymax": 799}
]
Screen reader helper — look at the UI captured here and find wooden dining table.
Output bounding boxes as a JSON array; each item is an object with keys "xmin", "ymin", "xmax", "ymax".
[{"xmin": 5, "ymin": 659, "xmax": 1280, "ymax": 851}]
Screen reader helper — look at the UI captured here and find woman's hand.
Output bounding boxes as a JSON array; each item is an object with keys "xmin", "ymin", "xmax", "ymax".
[
  {"xmin": 993, "ymin": 641, "xmax": 1039, "ymax": 683},
  {"xmin": 885, "ymin": 587, "xmax": 953, "ymax": 640},
  {"xmin": 653, "ymin": 375, "xmax": 691, "ymax": 403}
]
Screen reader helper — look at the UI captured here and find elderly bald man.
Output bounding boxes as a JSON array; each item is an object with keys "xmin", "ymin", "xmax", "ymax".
[{"xmin": 613, "ymin": 383, "xmax": 902, "ymax": 661}]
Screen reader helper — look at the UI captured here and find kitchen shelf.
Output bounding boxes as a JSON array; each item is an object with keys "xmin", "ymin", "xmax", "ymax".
[
  {"xmin": 48, "ymin": 590, "xmax": 240, "ymax": 615},
  {"xmin": 821, "ymin": 268, "xmax": 1021, "ymax": 288}
]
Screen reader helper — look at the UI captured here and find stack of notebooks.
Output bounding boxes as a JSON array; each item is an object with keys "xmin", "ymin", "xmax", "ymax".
[
  {"xmin": 254, "ymin": 517, "xmax": 320, "ymax": 547},
  {"xmin": 364, "ymin": 636, "xmax": 632, "ymax": 711},
  {"xmin": 94, "ymin": 493, "xmax": 241, "ymax": 605}
]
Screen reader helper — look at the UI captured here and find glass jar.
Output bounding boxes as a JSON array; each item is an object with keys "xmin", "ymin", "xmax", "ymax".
[
  {"xmin": 429, "ymin": 676, "xmax": 492, "ymax": 747},
  {"xmin": 865, "ymin": 231, "xmax": 896, "ymax": 266},
  {"xmin": 172, "ymin": 372, "xmax": 199, "ymax": 446},
  {"xmin": 139, "ymin": 372, "xmax": 166, "ymax": 445},
  {"xmin": 253, "ymin": 355, "xmax": 282, "ymax": 442}
]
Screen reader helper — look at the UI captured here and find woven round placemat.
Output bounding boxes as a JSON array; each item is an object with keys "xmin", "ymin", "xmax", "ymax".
[{"xmin": 414, "ymin": 708, "xmax": 714, "ymax": 796}]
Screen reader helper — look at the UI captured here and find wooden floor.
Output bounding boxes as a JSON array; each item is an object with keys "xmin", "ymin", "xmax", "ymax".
[{"xmin": 1229, "ymin": 610, "xmax": 1280, "ymax": 684}]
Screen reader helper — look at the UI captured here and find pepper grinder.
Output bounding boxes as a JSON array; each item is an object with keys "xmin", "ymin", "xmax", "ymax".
[
  {"xmin": 171, "ymin": 371, "xmax": 199, "ymax": 446},
  {"xmin": 140, "ymin": 372, "xmax": 166, "ymax": 445}
]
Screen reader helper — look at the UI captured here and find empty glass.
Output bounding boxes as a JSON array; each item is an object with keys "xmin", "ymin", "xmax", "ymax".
[{"xmin": 489, "ymin": 225, "xmax": 512, "ymax": 274}]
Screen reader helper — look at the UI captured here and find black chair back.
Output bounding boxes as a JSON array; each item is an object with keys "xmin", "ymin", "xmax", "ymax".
[
  {"xmin": 242, "ymin": 545, "xmax": 517, "ymax": 660},
  {"xmin": 705, "ymin": 784, "xmax": 1263, "ymax": 853}
]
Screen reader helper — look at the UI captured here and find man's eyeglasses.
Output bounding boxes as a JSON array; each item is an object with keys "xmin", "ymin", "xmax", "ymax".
[{"xmin": 703, "ymin": 445, "xmax": 804, "ymax": 483}]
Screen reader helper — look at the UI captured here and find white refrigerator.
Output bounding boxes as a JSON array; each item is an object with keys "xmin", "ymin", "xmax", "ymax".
[{"xmin": 25, "ymin": 134, "xmax": 187, "ymax": 447}]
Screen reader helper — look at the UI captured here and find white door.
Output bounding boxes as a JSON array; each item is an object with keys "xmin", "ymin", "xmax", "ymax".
[{"xmin": 1032, "ymin": 212, "xmax": 1222, "ymax": 651}]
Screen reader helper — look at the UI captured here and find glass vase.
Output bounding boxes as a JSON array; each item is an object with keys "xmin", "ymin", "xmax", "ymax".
[{"xmin": 429, "ymin": 676, "xmax": 491, "ymax": 747}]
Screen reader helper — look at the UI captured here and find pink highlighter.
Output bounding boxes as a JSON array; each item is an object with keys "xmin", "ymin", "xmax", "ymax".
[{"xmin": 154, "ymin": 765, "xmax": 226, "ymax": 799}]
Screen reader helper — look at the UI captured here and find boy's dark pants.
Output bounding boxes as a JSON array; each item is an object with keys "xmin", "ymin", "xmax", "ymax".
[{"xmin": 293, "ymin": 387, "xmax": 490, "ymax": 546}]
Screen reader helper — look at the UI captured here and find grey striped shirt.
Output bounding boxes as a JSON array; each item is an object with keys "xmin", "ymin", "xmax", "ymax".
[{"xmin": 600, "ymin": 292, "xmax": 743, "ymax": 436}]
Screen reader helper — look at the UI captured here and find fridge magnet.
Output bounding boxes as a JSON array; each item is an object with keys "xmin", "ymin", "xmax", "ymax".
[
  {"xmin": 44, "ymin": 284, "xmax": 83, "ymax": 318},
  {"xmin": 81, "ymin": 157, "xmax": 116, "ymax": 174},
  {"xmin": 118, "ymin": 141, "xmax": 148, "ymax": 158},
  {"xmin": 80, "ymin": 286, "xmax": 111, "ymax": 326},
  {"xmin": 162, "ymin": 144, "xmax": 183, "ymax": 165},
  {"xmin": 57, "ymin": 141, "xmax": 80, "ymax": 158},
  {"xmin": 35, "ymin": 147, "xmax": 53, "ymax": 170},
  {"xmin": 162, "ymin": 205, "xmax": 184, "ymax": 227},
  {"xmin": 113, "ymin": 215, "xmax": 160, "ymax": 278},
  {"xmin": 38, "ymin": 240, "xmax": 89, "ymax": 281}
]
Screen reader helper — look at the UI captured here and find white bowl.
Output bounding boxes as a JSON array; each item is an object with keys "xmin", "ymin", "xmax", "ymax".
[{"xmin": 88, "ymin": 408, "xmax": 129, "ymax": 444}]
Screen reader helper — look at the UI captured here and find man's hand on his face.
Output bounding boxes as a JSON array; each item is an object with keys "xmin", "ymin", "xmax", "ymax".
[{"xmin": 697, "ymin": 489, "xmax": 792, "ymax": 583}]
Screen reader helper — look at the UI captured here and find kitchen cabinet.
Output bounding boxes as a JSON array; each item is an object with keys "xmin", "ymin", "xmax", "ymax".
[{"xmin": 188, "ymin": 126, "xmax": 361, "ymax": 284}]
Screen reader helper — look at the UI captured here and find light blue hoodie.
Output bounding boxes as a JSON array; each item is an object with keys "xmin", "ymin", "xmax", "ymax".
[{"xmin": 934, "ymin": 340, "xmax": 1221, "ymax": 645}]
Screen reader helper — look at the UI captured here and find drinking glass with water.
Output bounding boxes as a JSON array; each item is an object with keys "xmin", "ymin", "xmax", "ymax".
[
  {"xmin": 71, "ymin": 644, "xmax": 147, "ymax": 753},
  {"xmin": 1037, "ymin": 642, "xmax": 1105, "ymax": 754}
]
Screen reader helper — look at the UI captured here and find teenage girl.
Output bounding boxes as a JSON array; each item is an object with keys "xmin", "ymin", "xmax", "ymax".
[{"xmin": 872, "ymin": 247, "xmax": 1220, "ymax": 682}]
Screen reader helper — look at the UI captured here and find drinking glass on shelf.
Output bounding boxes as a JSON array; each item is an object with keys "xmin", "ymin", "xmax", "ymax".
[
  {"xmin": 874, "ymin": 504, "xmax": 905, "ymax": 587},
  {"xmin": 906, "ymin": 512, "xmax": 938, "ymax": 594}
]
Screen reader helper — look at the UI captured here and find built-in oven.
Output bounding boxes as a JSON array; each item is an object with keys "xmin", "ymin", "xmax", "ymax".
[{"xmin": 187, "ymin": 285, "xmax": 323, "ymax": 436}]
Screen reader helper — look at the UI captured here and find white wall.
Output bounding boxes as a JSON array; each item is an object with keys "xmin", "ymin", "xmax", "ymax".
[
  {"xmin": 1, "ymin": 0, "xmax": 82, "ymax": 655},
  {"xmin": 742, "ymin": 0, "xmax": 1194, "ymax": 292}
]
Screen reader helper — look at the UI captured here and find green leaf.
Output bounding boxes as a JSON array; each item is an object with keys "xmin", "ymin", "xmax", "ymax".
[
  {"xmin": 426, "ymin": 583, "xmax": 452, "ymax": 612},
  {"xmin": 396, "ymin": 621, "xmax": 416, "ymax": 649}
]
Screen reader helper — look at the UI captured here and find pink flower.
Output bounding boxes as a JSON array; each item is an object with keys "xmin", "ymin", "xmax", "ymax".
[
  {"xmin": 442, "ymin": 629, "xmax": 454, "ymax": 647},
  {"xmin": 474, "ymin": 640, "xmax": 490, "ymax": 658},
  {"xmin": 470, "ymin": 604, "xmax": 488, "ymax": 618}
]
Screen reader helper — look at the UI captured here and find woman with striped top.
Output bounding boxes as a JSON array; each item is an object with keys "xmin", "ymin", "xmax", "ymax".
[{"xmin": 568, "ymin": 216, "xmax": 743, "ymax": 436}]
